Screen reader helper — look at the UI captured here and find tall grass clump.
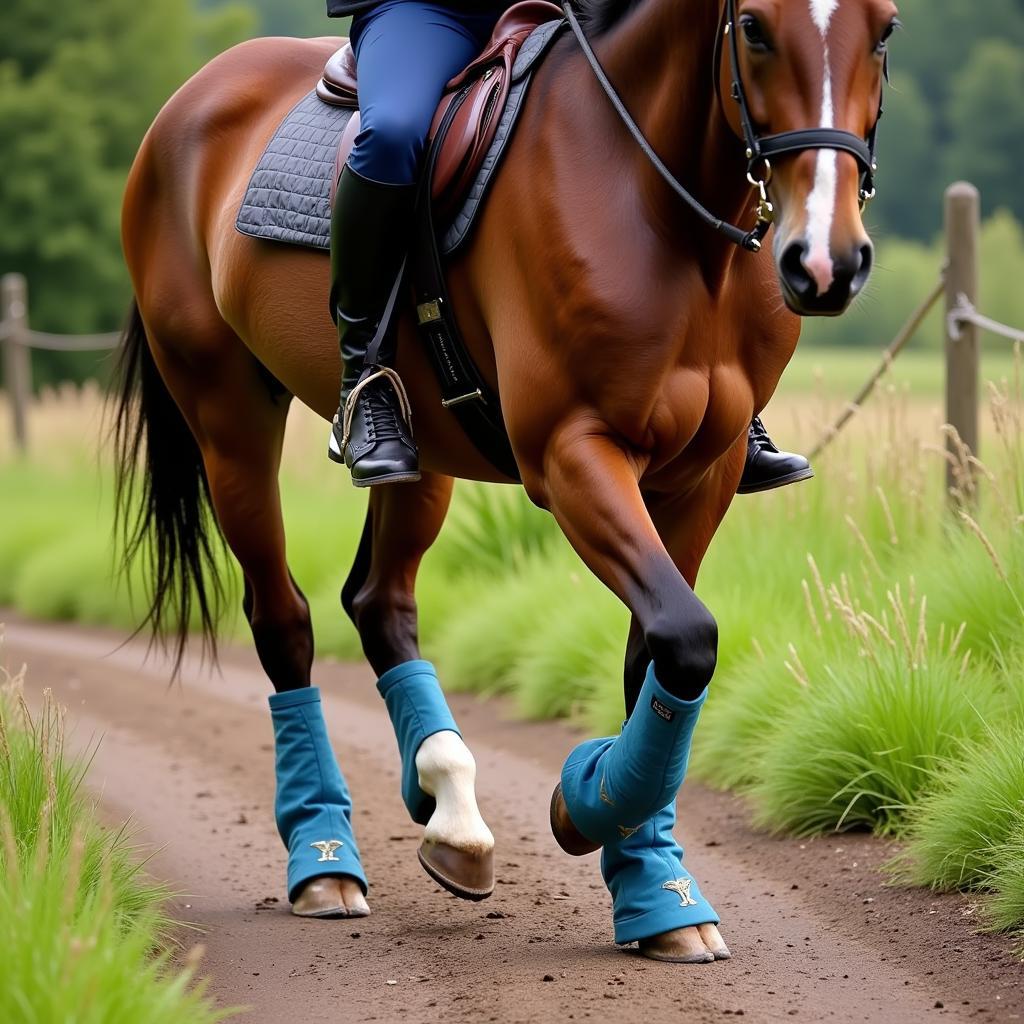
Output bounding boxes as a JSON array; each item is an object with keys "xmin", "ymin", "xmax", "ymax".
[
  {"xmin": 896, "ymin": 722, "xmax": 1024, "ymax": 893},
  {"xmin": 0, "ymin": 653, "xmax": 232, "ymax": 1023},
  {"xmin": 747, "ymin": 590, "xmax": 1001, "ymax": 836}
]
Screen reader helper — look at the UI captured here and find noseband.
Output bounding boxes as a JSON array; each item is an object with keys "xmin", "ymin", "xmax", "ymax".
[{"xmin": 562, "ymin": 0, "xmax": 884, "ymax": 253}]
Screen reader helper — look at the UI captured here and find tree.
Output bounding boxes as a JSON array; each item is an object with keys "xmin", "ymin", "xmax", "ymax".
[
  {"xmin": 944, "ymin": 41, "xmax": 1024, "ymax": 223},
  {"xmin": 867, "ymin": 75, "xmax": 939, "ymax": 242},
  {"xmin": 0, "ymin": 0, "xmax": 254, "ymax": 365}
]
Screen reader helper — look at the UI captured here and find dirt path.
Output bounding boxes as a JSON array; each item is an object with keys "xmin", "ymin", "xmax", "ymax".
[{"xmin": 3, "ymin": 616, "xmax": 1022, "ymax": 1024}]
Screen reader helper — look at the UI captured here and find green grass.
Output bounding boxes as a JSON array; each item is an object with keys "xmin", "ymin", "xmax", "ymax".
[
  {"xmin": 895, "ymin": 721, "xmax": 1024, "ymax": 893},
  {"xmin": 777, "ymin": 344, "xmax": 1021, "ymax": 398},
  {"xmin": 0, "ymin": 665, "xmax": 232, "ymax": 1023}
]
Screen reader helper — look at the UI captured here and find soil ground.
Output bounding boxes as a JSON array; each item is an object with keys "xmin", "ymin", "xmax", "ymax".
[{"xmin": 4, "ymin": 616, "xmax": 1023, "ymax": 1024}]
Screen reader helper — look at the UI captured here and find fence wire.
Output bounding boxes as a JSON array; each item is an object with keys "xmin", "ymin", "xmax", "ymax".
[
  {"xmin": 0, "ymin": 321, "xmax": 120, "ymax": 351},
  {"xmin": 809, "ymin": 276, "xmax": 946, "ymax": 459},
  {"xmin": 948, "ymin": 294, "xmax": 1024, "ymax": 345}
]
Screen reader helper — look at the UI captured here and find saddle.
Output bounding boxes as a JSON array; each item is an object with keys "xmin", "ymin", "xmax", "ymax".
[{"xmin": 317, "ymin": 0, "xmax": 561, "ymax": 221}]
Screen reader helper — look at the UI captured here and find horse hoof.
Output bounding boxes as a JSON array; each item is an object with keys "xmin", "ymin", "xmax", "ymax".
[
  {"xmin": 698, "ymin": 922, "xmax": 732, "ymax": 960},
  {"xmin": 418, "ymin": 839, "xmax": 494, "ymax": 901},
  {"xmin": 638, "ymin": 927, "xmax": 719, "ymax": 964},
  {"xmin": 549, "ymin": 783, "xmax": 600, "ymax": 856},
  {"xmin": 291, "ymin": 876, "xmax": 370, "ymax": 919}
]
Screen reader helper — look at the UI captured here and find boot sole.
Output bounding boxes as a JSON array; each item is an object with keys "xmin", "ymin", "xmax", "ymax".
[
  {"xmin": 737, "ymin": 466, "xmax": 814, "ymax": 495},
  {"xmin": 327, "ymin": 444, "xmax": 421, "ymax": 485}
]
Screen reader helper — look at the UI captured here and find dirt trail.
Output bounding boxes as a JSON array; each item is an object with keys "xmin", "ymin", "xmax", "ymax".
[{"xmin": 4, "ymin": 616, "xmax": 1023, "ymax": 1024}]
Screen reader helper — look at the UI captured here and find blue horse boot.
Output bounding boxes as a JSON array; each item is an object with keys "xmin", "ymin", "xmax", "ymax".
[
  {"xmin": 602, "ymin": 800, "xmax": 728, "ymax": 963},
  {"xmin": 269, "ymin": 687, "xmax": 369, "ymax": 918},
  {"xmin": 378, "ymin": 659, "xmax": 494, "ymax": 901},
  {"xmin": 550, "ymin": 662, "xmax": 706, "ymax": 854}
]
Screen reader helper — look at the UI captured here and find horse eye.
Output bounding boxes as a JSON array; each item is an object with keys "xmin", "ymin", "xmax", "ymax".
[
  {"xmin": 740, "ymin": 15, "xmax": 771, "ymax": 51},
  {"xmin": 875, "ymin": 17, "xmax": 900, "ymax": 54}
]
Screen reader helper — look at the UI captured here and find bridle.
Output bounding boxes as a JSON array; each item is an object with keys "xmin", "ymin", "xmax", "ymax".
[{"xmin": 561, "ymin": 0, "xmax": 885, "ymax": 253}]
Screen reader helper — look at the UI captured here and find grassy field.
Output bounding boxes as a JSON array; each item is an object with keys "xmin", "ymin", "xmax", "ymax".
[
  {"xmin": 0, "ymin": 651, "xmax": 232, "ymax": 1023},
  {"xmin": 1, "ymin": 343, "xmax": 1023, "ymax": 947}
]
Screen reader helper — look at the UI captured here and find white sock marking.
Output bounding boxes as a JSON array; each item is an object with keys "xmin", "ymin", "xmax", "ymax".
[
  {"xmin": 416, "ymin": 731, "xmax": 494, "ymax": 854},
  {"xmin": 805, "ymin": 0, "xmax": 840, "ymax": 294}
]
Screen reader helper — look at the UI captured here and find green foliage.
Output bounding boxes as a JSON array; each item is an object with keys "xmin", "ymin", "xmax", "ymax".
[
  {"xmin": 896, "ymin": 722, "xmax": 1024, "ymax": 895},
  {"xmin": 943, "ymin": 42, "xmax": 1024, "ymax": 219},
  {"xmin": 748, "ymin": 642, "xmax": 1002, "ymax": 837},
  {"xmin": 0, "ymin": 679, "xmax": 233, "ymax": 1023},
  {"xmin": 0, "ymin": 0, "xmax": 253, "ymax": 388}
]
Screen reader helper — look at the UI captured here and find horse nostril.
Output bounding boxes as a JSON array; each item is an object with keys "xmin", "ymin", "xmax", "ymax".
[
  {"xmin": 780, "ymin": 240, "xmax": 814, "ymax": 299},
  {"xmin": 842, "ymin": 242, "xmax": 874, "ymax": 297},
  {"xmin": 857, "ymin": 242, "xmax": 873, "ymax": 280}
]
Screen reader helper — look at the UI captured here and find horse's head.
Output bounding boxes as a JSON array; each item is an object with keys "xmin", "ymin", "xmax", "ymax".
[{"xmin": 722, "ymin": 0, "xmax": 898, "ymax": 316}]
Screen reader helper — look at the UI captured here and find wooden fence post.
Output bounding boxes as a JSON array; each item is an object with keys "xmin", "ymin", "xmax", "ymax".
[
  {"xmin": 1, "ymin": 273, "xmax": 32, "ymax": 455},
  {"xmin": 944, "ymin": 182, "xmax": 980, "ymax": 505}
]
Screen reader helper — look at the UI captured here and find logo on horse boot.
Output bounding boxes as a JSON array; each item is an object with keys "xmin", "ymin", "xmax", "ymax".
[
  {"xmin": 663, "ymin": 877, "xmax": 698, "ymax": 907},
  {"xmin": 599, "ymin": 774, "xmax": 616, "ymax": 807},
  {"xmin": 310, "ymin": 839, "xmax": 344, "ymax": 862},
  {"xmin": 617, "ymin": 823, "xmax": 641, "ymax": 839}
]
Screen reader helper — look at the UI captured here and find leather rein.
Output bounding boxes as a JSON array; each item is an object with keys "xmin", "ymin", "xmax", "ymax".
[{"xmin": 561, "ymin": 0, "xmax": 883, "ymax": 253}]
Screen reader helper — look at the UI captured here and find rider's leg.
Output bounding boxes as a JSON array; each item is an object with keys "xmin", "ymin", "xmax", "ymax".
[
  {"xmin": 738, "ymin": 415, "xmax": 813, "ymax": 493},
  {"xmin": 327, "ymin": 1, "xmax": 500, "ymax": 485}
]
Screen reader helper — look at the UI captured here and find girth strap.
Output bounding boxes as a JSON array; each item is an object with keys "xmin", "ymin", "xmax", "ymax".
[{"xmin": 411, "ymin": 86, "xmax": 521, "ymax": 482}]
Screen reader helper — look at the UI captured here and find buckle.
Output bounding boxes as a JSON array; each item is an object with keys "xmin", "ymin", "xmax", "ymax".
[{"xmin": 417, "ymin": 300, "xmax": 442, "ymax": 325}]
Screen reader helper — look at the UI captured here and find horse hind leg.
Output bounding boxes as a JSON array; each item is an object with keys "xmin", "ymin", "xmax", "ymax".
[
  {"xmin": 345, "ymin": 475, "xmax": 495, "ymax": 900},
  {"xmin": 140, "ymin": 312, "xmax": 369, "ymax": 919}
]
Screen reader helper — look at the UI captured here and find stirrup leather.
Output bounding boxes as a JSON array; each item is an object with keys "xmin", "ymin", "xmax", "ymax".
[{"xmin": 340, "ymin": 367, "xmax": 414, "ymax": 452}]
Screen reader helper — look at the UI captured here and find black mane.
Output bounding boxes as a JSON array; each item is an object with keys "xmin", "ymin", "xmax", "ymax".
[{"xmin": 572, "ymin": 0, "xmax": 646, "ymax": 34}]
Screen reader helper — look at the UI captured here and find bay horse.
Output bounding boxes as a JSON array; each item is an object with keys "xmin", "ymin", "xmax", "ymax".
[{"xmin": 115, "ymin": 0, "xmax": 895, "ymax": 962}]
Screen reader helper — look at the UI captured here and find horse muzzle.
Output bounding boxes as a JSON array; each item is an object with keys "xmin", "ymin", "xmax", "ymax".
[{"xmin": 776, "ymin": 236, "xmax": 874, "ymax": 317}]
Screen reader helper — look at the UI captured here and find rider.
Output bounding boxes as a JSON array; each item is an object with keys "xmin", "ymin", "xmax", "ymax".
[{"xmin": 325, "ymin": 0, "xmax": 812, "ymax": 494}]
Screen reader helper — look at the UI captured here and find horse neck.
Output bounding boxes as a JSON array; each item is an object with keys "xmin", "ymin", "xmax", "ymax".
[{"xmin": 596, "ymin": 0, "xmax": 751, "ymax": 285}]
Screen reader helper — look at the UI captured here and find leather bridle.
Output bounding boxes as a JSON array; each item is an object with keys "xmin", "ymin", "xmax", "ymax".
[{"xmin": 562, "ymin": 0, "xmax": 885, "ymax": 253}]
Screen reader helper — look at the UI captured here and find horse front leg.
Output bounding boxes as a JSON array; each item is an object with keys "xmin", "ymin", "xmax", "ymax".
[
  {"xmin": 538, "ymin": 423, "xmax": 730, "ymax": 963},
  {"xmin": 344, "ymin": 472, "xmax": 495, "ymax": 900}
]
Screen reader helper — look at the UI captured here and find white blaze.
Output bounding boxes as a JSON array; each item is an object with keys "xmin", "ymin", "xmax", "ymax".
[{"xmin": 805, "ymin": 0, "xmax": 840, "ymax": 293}]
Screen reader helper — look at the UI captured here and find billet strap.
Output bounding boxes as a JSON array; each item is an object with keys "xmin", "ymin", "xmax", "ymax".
[{"xmin": 411, "ymin": 87, "xmax": 522, "ymax": 482}]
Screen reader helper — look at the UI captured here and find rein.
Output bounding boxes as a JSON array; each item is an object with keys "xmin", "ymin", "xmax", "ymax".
[{"xmin": 561, "ymin": 0, "xmax": 883, "ymax": 254}]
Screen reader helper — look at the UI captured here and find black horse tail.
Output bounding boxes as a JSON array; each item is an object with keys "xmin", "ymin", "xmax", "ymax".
[{"xmin": 111, "ymin": 300, "xmax": 225, "ymax": 674}]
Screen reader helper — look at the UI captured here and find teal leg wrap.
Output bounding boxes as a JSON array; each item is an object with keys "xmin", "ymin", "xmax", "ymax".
[
  {"xmin": 377, "ymin": 659, "xmax": 460, "ymax": 825},
  {"xmin": 559, "ymin": 662, "xmax": 706, "ymax": 846},
  {"xmin": 602, "ymin": 800, "xmax": 719, "ymax": 945},
  {"xmin": 269, "ymin": 687, "xmax": 367, "ymax": 903}
]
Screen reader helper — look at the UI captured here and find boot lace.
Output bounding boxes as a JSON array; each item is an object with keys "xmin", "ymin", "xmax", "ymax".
[
  {"xmin": 749, "ymin": 416, "xmax": 777, "ymax": 452},
  {"xmin": 341, "ymin": 367, "xmax": 413, "ymax": 450}
]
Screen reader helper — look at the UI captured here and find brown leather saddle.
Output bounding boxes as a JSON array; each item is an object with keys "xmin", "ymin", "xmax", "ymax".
[{"xmin": 317, "ymin": 0, "xmax": 561, "ymax": 220}]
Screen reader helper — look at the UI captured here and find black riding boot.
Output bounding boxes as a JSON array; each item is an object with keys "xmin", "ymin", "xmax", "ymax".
[
  {"xmin": 327, "ymin": 166, "xmax": 420, "ymax": 486},
  {"xmin": 737, "ymin": 416, "xmax": 814, "ymax": 494}
]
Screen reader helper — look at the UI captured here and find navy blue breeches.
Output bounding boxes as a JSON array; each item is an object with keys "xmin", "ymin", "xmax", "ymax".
[{"xmin": 348, "ymin": 1, "xmax": 501, "ymax": 184}]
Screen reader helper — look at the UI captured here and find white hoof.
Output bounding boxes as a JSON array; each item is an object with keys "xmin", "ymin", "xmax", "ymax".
[{"xmin": 415, "ymin": 731, "xmax": 494, "ymax": 855}]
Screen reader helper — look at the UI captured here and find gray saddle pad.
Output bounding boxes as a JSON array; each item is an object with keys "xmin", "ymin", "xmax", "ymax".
[{"xmin": 235, "ymin": 20, "xmax": 562, "ymax": 256}]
